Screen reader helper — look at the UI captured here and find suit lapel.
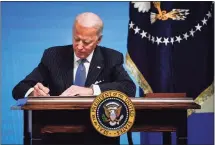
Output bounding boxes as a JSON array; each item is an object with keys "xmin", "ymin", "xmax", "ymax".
[
  {"xmin": 85, "ymin": 46, "xmax": 104, "ymax": 87},
  {"xmin": 63, "ymin": 46, "xmax": 74, "ymax": 90}
]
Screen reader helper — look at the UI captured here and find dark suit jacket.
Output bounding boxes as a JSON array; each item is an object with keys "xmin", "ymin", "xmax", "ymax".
[{"xmin": 12, "ymin": 45, "xmax": 136, "ymax": 100}]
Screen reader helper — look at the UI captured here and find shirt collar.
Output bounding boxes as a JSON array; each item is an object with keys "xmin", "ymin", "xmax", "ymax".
[{"xmin": 74, "ymin": 50, "xmax": 95, "ymax": 63}]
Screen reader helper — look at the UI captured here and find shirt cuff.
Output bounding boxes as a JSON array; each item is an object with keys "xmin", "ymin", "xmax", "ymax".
[
  {"xmin": 92, "ymin": 84, "xmax": 101, "ymax": 96},
  {"xmin": 24, "ymin": 88, "xmax": 34, "ymax": 97}
]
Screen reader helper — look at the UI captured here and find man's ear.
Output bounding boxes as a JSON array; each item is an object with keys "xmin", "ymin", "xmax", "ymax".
[{"xmin": 97, "ymin": 35, "xmax": 103, "ymax": 44}]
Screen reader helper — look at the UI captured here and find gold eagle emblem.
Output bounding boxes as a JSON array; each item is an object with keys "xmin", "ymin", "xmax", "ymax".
[
  {"xmin": 103, "ymin": 102, "xmax": 124, "ymax": 126},
  {"xmin": 151, "ymin": 2, "xmax": 190, "ymax": 24}
]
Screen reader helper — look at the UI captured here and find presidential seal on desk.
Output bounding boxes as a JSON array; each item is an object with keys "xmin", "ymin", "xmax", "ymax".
[{"xmin": 90, "ymin": 90, "xmax": 135, "ymax": 137}]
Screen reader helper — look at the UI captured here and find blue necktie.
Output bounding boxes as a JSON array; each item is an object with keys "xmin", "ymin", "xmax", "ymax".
[{"xmin": 74, "ymin": 59, "xmax": 86, "ymax": 86}]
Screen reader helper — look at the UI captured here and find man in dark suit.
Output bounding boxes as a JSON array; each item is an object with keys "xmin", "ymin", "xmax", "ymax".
[{"xmin": 12, "ymin": 12, "xmax": 136, "ymax": 145}]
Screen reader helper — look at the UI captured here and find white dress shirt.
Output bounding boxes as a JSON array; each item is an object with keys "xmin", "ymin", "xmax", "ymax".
[
  {"xmin": 24, "ymin": 51, "xmax": 101, "ymax": 97},
  {"xmin": 73, "ymin": 50, "xmax": 101, "ymax": 95}
]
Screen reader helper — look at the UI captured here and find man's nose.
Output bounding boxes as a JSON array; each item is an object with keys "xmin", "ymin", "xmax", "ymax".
[{"xmin": 77, "ymin": 41, "xmax": 84, "ymax": 49}]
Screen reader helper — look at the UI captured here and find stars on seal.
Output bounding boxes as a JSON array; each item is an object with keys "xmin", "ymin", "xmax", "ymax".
[
  {"xmin": 202, "ymin": 18, "xmax": 207, "ymax": 25},
  {"xmin": 163, "ymin": 37, "xmax": 169, "ymax": 46},
  {"xmin": 128, "ymin": 3, "xmax": 213, "ymax": 46},
  {"xmin": 175, "ymin": 36, "xmax": 182, "ymax": 43},
  {"xmin": 156, "ymin": 37, "xmax": 162, "ymax": 45},
  {"xmin": 134, "ymin": 26, "xmax": 140, "ymax": 34},
  {"xmin": 183, "ymin": 33, "xmax": 189, "ymax": 40},
  {"xmin": 190, "ymin": 29, "xmax": 195, "ymax": 37},
  {"xmin": 206, "ymin": 11, "xmax": 212, "ymax": 18},
  {"xmin": 170, "ymin": 37, "xmax": 174, "ymax": 45},
  {"xmin": 140, "ymin": 30, "xmax": 147, "ymax": 38},
  {"xmin": 195, "ymin": 23, "xmax": 202, "ymax": 31},
  {"xmin": 129, "ymin": 21, "xmax": 134, "ymax": 29},
  {"xmin": 151, "ymin": 36, "xmax": 155, "ymax": 43}
]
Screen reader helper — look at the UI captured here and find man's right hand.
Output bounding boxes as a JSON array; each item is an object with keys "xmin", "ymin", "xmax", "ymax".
[{"xmin": 30, "ymin": 82, "xmax": 50, "ymax": 97}]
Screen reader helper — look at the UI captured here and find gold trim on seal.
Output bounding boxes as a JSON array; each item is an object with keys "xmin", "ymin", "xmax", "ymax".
[{"xmin": 90, "ymin": 90, "xmax": 135, "ymax": 137}]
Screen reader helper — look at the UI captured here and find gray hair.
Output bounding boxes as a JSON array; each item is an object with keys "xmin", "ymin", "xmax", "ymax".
[{"xmin": 75, "ymin": 12, "xmax": 103, "ymax": 37}]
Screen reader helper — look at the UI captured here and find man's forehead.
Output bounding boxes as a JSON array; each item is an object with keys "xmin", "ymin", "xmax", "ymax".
[
  {"xmin": 74, "ymin": 34, "xmax": 96, "ymax": 41},
  {"xmin": 74, "ymin": 22, "xmax": 98, "ymax": 34}
]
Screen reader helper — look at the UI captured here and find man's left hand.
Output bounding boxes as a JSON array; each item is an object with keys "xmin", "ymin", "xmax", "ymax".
[{"xmin": 60, "ymin": 85, "xmax": 93, "ymax": 96}]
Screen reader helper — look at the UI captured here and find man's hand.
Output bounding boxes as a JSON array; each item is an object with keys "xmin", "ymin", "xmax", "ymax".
[
  {"xmin": 60, "ymin": 85, "xmax": 93, "ymax": 96},
  {"xmin": 30, "ymin": 82, "xmax": 50, "ymax": 97}
]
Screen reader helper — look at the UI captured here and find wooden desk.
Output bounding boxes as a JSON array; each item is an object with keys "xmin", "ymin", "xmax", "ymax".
[{"xmin": 11, "ymin": 96, "xmax": 200, "ymax": 145}]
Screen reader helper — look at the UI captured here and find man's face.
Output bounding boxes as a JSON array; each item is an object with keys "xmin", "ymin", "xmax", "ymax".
[{"xmin": 73, "ymin": 22, "xmax": 102, "ymax": 59}]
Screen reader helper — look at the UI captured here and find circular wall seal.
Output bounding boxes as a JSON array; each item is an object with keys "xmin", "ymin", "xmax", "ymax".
[{"xmin": 90, "ymin": 90, "xmax": 135, "ymax": 137}]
